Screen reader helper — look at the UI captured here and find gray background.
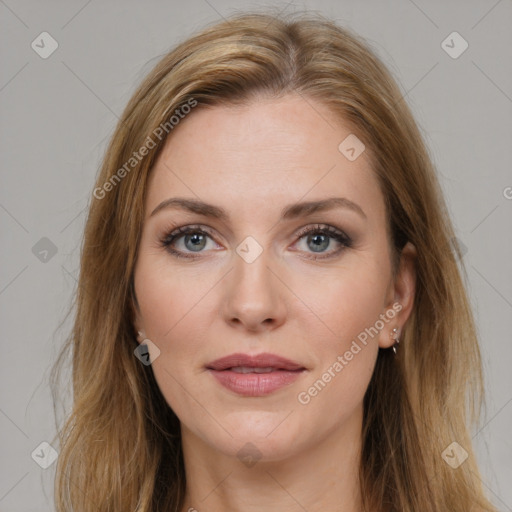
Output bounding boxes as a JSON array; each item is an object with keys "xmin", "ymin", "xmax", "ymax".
[{"xmin": 1, "ymin": 0, "xmax": 511, "ymax": 510}]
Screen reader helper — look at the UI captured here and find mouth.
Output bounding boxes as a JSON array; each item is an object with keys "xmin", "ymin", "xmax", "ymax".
[
  {"xmin": 205, "ymin": 353, "xmax": 306, "ymax": 396},
  {"xmin": 206, "ymin": 352, "xmax": 305, "ymax": 372},
  {"xmin": 226, "ymin": 366, "xmax": 299, "ymax": 373}
]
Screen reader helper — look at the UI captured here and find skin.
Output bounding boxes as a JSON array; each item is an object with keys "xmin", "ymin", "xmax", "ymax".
[{"xmin": 133, "ymin": 93, "xmax": 417, "ymax": 512}]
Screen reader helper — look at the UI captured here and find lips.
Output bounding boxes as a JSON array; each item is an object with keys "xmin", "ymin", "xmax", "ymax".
[
  {"xmin": 206, "ymin": 352, "xmax": 306, "ymax": 396},
  {"xmin": 206, "ymin": 352, "xmax": 305, "ymax": 372}
]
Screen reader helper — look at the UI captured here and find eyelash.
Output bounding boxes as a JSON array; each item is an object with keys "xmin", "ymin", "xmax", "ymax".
[{"xmin": 159, "ymin": 224, "xmax": 353, "ymax": 261}]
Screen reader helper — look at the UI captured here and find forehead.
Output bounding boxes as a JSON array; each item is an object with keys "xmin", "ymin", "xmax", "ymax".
[{"xmin": 145, "ymin": 94, "xmax": 385, "ymax": 225}]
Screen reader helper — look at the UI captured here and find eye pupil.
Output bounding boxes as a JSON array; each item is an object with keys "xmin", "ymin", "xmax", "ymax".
[
  {"xmin": 308, "ymin": 234, "xmax": 329, "ymax": 252},
  {"xmin": 185, "ymin": 233, "xmax": 206, "ymax": 251}
]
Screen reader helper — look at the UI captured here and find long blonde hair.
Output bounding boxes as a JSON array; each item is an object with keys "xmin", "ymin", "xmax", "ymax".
[{"xmin": 51, "ymin": 11, "xmax": 497, "ymax": 512}]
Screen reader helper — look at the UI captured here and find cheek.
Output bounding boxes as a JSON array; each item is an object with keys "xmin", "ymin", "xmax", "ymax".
[
  {"xmin": 134, "ymin": 260, "xmax": 212, "ymax": 414},
  {"xmin": 293, "ymin": 263, "xmax": 389, "ymax": 346},
  {"xmin": 295, "ymin": 345, "xmax": 377, "ymax": 438},
  {"xmin": 290, "ymin": 267, "xmax": 386, "ymax": 407},
  {"xmin": 293, "ymin": 274, "xmax": 383, "ymax": 413},
  {"xmin": 134, "ymin": 254, "xmax": 217, "ymax": 341},
  {"xmin": 133, "ymin": 254, "xmax": 225, "ymax": 389},
  {"xmin": 133, "ymin": 263, "xmax": 205, "ymax": 410}
]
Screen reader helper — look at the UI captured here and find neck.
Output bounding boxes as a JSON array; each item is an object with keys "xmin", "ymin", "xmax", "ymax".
[{"xmin": 179, "ymin": 404, "xmax": 364, "ymax": 512}]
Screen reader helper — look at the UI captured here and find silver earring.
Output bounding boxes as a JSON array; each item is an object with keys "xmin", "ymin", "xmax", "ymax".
[{"xmin": 391, "ymin": 327, "xmax": 400, "ymax": 354}]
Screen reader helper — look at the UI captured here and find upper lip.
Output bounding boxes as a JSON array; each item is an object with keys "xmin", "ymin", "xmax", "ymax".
[{"xmin": 206, "ymin": 352, "xmax": 305, "ymax": 371}]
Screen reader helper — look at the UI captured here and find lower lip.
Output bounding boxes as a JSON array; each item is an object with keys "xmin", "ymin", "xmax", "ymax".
[{"xmin": 207, "ymin": 369, "xmax": 305, "ymax": 396}]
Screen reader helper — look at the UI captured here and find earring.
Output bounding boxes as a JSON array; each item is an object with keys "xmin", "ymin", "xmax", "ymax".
[{"xmin": 391, "ymin": 327, "xmax": 400, "ymax": 354}]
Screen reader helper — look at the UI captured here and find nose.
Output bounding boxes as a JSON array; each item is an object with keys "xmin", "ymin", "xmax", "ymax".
[{"xmin": 221, "ymin": 247, "xmax": 287, "ymax": 333}]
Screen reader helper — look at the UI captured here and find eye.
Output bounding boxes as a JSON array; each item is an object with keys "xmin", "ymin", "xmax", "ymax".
[
  {"xmin": 160, "ymin": 225, "xmax": 220, "ymax": 259},
  {"xmin": 160, "ymin": 223, "xmax": 353, "ymax": 261},
  {"xmin": 292, "ymin": 224, "xmax": 353, "ymax": 260}
]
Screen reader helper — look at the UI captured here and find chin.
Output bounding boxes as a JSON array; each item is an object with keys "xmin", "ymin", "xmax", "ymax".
[{"xmin": 190, "ymin": 413, "xmax": 305, "ymax": 463}]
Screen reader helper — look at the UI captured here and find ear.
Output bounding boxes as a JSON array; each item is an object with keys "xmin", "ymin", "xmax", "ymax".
[
  {"xmin": 134, "ymin": 319, "xmax": 146, "ymax": 345},
  {"xmin": 129, "ymin": 282, "xmax": 146, "ymax": 344},
  {"xmin": 378, "ymin": 241, "xmax": 417, "ymax": 349}
]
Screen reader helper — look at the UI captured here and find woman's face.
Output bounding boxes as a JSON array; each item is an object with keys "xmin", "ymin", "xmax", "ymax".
[{"xmin": 133, "ymin": 93, "xmax": 416, "ymax": 463}]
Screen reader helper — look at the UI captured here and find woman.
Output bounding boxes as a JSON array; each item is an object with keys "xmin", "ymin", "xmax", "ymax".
[{"xmin": 51, "ymin": 11, "xmax": 498, "ymax": 512}]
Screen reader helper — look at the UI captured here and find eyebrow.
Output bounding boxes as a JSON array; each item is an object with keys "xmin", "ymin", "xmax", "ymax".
[{"xmin": 150, "ymin": 196, "xmax": 367, "ymax": 221}]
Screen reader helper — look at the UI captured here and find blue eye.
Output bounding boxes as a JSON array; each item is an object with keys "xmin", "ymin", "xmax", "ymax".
[
  {"xmin": 160, "ymin": 223, "xmax": 352, "ymax": 260},
  {"xmin": 178, "ymin": 232, "xmax": 207, "ymax": 251},
  {"xmin": 293, "ymin": 224, "xmax": 353, "ymax": 260},
  {"xmin": 161, "ymin": 225, "xmax": 217, "ymax": 259}
]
